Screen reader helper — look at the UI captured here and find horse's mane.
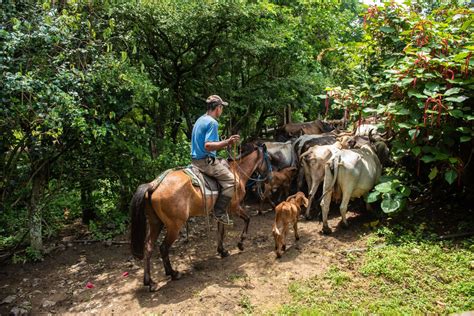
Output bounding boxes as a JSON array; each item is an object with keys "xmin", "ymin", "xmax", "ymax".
[{"xmin": 227, "ymin": 142, "xmax": 260, "ymax": 161}]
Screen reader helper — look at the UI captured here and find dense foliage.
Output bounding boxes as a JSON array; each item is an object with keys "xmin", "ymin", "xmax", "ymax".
[
  {"xmin": 323, "ymin": 1, "xmax": 473, "ymax": 213},
  {"xmin": 1, "ymin": 0, "xmax": 362, "ymax": 256},
  {"xmin": 1, "ymin": 0, "xmax": 471, "ymax": 258}
]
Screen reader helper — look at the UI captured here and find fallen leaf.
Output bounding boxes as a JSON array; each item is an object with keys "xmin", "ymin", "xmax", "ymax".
[
  {"xmin": 122, "ymin": 272, "xmax": 129, "ymax": 277},
  {"xmin": 86, "ymin": 282, "xmax": 94, "ymax": 289}
]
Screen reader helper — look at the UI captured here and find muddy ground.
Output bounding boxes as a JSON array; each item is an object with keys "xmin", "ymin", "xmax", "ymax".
[{"xmin": 0, "ymin": 206, "xmax": 373, "ymax": 315}]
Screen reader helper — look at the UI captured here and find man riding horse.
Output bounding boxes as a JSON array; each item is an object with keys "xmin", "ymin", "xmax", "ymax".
[{"xmin": 191, "ymin": 95, "xmax": 240, "ymax": 225}]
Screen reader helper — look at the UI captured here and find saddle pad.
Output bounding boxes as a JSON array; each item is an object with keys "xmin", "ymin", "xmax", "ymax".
[{"xmin": 183, "ymin": 166, "xmax": 220, "ymax": 196}]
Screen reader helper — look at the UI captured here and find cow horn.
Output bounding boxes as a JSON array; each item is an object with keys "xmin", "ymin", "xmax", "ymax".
[
  {"xmin": 368, "ymin": 129, "xmax": 376, "ymax": 143},
  {"xmin": 299, "ymin": 150, "xmax": 312, "ymax": 161}
]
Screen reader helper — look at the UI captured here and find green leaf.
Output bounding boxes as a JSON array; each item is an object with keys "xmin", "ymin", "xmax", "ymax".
[
  {"xmin": 375, "ymin": 182, "xmax": 393, "ymax": 193},
  {"xmin": 428, "ymin": 167, "xmax": 438, "ymax": 180},
  {"xmin": 445, "ymin": 96, "xmax": 469, "ymax": 103},
  {"xmin": 408, "ymin": 129, "xmax": 420, "ymax": 140},
  {"xmin": 460, "ymin": 136, "xmax": 471, "ymax": 142},
  {"xmin": 444, "ymin": 169, "xmax": 457, "ymax": 185},
  {"xmin": 453, "ymin": 52, "xmax": 469, "ymax": 62},
  {"xmin": 412, "ymin": 146, "xmax": 421, "ymax": 156},
  {"xmin": 421, "ymin": 155, "xmax": 436, "ymax": 163},
  {"xmin": 444, "ymin": 88, "xmax": 461, "ymax": 96},
  {"xmin": 408, "ymin": 89, "xmax": 426, "ymax": 99},
  {"xmin": 425, "ymin": 82, "xmax": 440, "ymax": 91},
  {"xmin": 381, "ymin": 196, "xmax": 403, "ymax": 213},
  {"xmin": 449, "ymin": 109, "xmax": 464, "ymax": 118},
  {"xmin": 400, "ymin": 186, "xmax": 411, "ymax": 197},
  {"xmin": 367, "ymin": 191, "xmax": 380, "ymax": 203},
  {"xmin": 380, "ymin": 26, "xmax": 395, "ymax": 33}
]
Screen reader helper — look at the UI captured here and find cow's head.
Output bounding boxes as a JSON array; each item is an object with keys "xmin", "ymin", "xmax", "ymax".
[{"xmin": 368, "ymin": 131, "xmax": 391, "ymax": 166}]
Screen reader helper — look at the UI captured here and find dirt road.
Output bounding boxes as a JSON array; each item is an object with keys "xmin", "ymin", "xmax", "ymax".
[{"xmin": 0, "ymin": 210, "xmax": 371, "ymax": 315}]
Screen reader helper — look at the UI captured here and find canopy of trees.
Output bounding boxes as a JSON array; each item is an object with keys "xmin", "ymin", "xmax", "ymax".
[{"xmin": 1, "ymin": 0, "xmax": 472, "ymax": 258}]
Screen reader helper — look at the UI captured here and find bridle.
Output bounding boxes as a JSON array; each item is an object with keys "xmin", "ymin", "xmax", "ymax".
[{"xmin": 227, "ymin": 144, "xmax": 273, "ymax": 182}]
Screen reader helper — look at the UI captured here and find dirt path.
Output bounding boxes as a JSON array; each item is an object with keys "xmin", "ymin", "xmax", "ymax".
[{"xmin": 0, "ymin": 209, "xmax": 372, "ymax": 315}]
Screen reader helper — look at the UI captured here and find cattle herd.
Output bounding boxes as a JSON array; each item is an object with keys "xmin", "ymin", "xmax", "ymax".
[{"xmin": 253, "ymin": 119, "xmax": 392, "ymax": 258}]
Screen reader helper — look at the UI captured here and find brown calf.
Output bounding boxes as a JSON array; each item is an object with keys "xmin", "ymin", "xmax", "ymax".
[
  {"xmin": 260, "ymin": 166, "xmax": 297, "ymax": 212},
  {"xmin": 272, "ymin": 192, "xmax": 308, "ymax": 258}
]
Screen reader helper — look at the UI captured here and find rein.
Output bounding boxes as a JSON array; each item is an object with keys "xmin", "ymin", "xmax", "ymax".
[{"xmin": 227, "ymin": 145, "xmax": 272, "ymax": 182}]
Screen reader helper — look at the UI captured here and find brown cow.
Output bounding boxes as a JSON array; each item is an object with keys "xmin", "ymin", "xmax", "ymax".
[
  {"xmin": 275, "ymin": 119, "xmax": 345, "ymax": 141},
  {"xmin": 272, "ymin": 192, "xmax": 308, "ymax": 258},
  {"xmin": 260, "ymin": 166, "xmax": 297, "ymax": 212}
]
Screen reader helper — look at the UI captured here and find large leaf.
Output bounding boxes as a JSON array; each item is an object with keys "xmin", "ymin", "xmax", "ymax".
[
  {"xmin": 444, "ymin": 169, "xmax": 458, "ymax": 185},
  {"xmin": 408, "ymin": 89, "xmax": 426, "ymax": 99},
  {"xmin": 445, "ymin": 96, "xmax": 469, "ymax": 103},
  {"xmin": 380, "ymin": 26, "xmax": 395, "ymax": 33},
  {"xmin": 374, "ymin": 182, "xmax": 393, "ymax": 193},
  {"xmin": 449, "ymin": 109, "xmax": 464, "ymax": 118},
  {"xmin": 381, "ymin": 195, "xmax": 403, "ymax": 213},
  {"xmin": 425, "ymin": 82, "xmax": 440, "ymax": 92},
  {"xmin": 421, "ymin": 155, "xmax": 436, "ymax": 163},
  {"xmin": 367, "ymin": 191, "xmax": 380, "ymax": 203},
  {"xmin": 444, "ymin": 88, "xmax": 461, "ymax": 96}
]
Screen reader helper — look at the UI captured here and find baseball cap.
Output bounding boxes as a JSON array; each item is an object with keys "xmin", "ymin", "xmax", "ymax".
[{"xmin": 206, "ymin": 95, "xmax": 228, "ymax": 106}]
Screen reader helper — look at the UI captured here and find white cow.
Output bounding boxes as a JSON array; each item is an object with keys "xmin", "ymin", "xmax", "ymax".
[
  {"xmin": 300, "ymin": 142, "xmax": 343, "ymax": 219},
  {"xmin": 319, "ymin": 144, "xmax": 383, "ymax": 234}
]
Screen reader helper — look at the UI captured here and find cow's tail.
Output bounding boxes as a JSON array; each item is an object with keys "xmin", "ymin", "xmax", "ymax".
[{"xmin": 318, "ymin": 155, "xmax": 340, "ymax": 203}]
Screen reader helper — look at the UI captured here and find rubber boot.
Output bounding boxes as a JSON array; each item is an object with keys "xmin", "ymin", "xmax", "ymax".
[{"xmin": 213, "ymin": 195, "xmax": 233, "ymax": 225}]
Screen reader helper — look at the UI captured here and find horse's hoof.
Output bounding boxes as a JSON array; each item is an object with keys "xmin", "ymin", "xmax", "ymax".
[
  {"xmin": 282, "ymin": 244, "xmax": 286, "ymax": 251},
  {"xmin": 171, "ymin": 271, "xmax": 182, "ymax": 280},
  {"xmin": 295, "ymin": 236, "xmax": 300, "ymax": 241},
  {"xmin": 219, "ymin": 250, "xmax": 230, "ymax": 258},
  {"xmin": 322, "ymin": 227, "xmax": 332, "ymax": 235},
  {"xmin": 276, "ymin": 252, "xmax": 282, "ymax": 259},
  {"xmin": 148, "ymin": 280, "xmax": 158, "ymax": 292},
  {"xmin": 237, "ymin": 242, "xmax": 244, "ymax": 251},
  {"xmin": 305, "ymin": 215, "xmax": 312, "ymax": 221}
]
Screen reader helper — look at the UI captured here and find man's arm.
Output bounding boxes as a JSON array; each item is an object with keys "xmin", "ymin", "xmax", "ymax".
[{"xmin": 204, "ymin": 135, "xmax": 240, "ymax": 151}]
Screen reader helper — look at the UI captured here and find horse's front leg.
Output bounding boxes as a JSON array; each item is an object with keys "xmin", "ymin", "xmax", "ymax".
[
  {"xmin": 217, "ymin": 222, "xmax": 229, "ymax": 258},
  {"xmin": 237, "ymin": 206, "xmax": 250, "ymax": 251}
]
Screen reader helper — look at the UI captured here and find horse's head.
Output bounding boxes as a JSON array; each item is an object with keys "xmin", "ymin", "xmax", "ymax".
[
  {"xmin": 254, "ymin": 142, "xmax": 273, "ymax": 181},
  {"xmin": 228, "ymin": 141, "xmax": 273, "ymax": 182}
]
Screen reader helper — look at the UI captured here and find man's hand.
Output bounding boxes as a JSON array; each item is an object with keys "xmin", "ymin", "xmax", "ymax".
[{"xmin": 227, "ymin": 135, "xmax": 240, "ymax": 146}]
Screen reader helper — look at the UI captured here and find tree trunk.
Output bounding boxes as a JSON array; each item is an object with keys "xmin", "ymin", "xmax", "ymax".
[
  {"xmin": 28, "ymin": 161, "xmax": 48, "ymax": 252},
  {"xmin": 80, "ymin": 179, "xmax": 96, "ymax": 224},
  {"xmin": 287, "ymin": 104, "xmax": 292, "ymax": 124}
]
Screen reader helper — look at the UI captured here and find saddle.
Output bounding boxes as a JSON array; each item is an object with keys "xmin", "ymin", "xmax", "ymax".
[
  {"xmin": 155, "ymin": 164, "xmax": 228, "ymax": 202},
  {"xmin": 184, "ymin": 166, "xmax": 221, "ymax": 197}
]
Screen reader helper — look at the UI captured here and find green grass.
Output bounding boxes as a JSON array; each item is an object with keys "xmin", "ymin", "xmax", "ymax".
[
  {"xmin": 239, "ymin": 294, "xmax": 255, "ymax": 315},
  {"xmin": 277, "ymin": 227, "xmax": 474, "ymax": 315}
]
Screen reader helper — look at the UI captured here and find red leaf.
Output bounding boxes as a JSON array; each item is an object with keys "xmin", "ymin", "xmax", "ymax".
[
  {"xmin": 122, "ymin": 272, "xmax": 129, "ymax": 277},
  {"xmin": 86, "ymin": 281, "xmax": 95, "ymax": 289}
]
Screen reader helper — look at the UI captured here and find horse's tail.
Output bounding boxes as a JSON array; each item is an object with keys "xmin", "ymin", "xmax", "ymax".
[{"xmin": 130, "ymin": 183, "xmax": 151, "ymax": 260}]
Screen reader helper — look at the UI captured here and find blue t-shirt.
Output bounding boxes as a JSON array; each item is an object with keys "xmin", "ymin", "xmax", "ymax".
[{"xmin": 191, "ymin": 114, "xmax": 219, "ymax": 159}]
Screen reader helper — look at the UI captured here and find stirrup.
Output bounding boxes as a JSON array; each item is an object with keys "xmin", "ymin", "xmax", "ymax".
[{"xmin": 214, "ymin": 214, "xmax": 233, "ymax": 225}]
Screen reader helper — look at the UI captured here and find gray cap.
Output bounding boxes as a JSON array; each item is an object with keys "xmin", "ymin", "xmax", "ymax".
[{"xmin": 206, "ymin": 95, "xmax": 228, "ymax": 106}]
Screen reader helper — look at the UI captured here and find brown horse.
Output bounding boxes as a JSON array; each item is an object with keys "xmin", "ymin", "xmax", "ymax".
[{"xmin": 130, "ymin": 143, "xmax": 270, "ymax": 291}]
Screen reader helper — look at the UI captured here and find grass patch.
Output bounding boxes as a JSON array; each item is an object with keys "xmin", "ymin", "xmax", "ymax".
[
  {"xmin": 239, "ymin": 294, "xmax": 255, "ymax": 315},
  {"xmin": 277, "ymin": 227, "xmax": 474, "ymax": 314}
]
